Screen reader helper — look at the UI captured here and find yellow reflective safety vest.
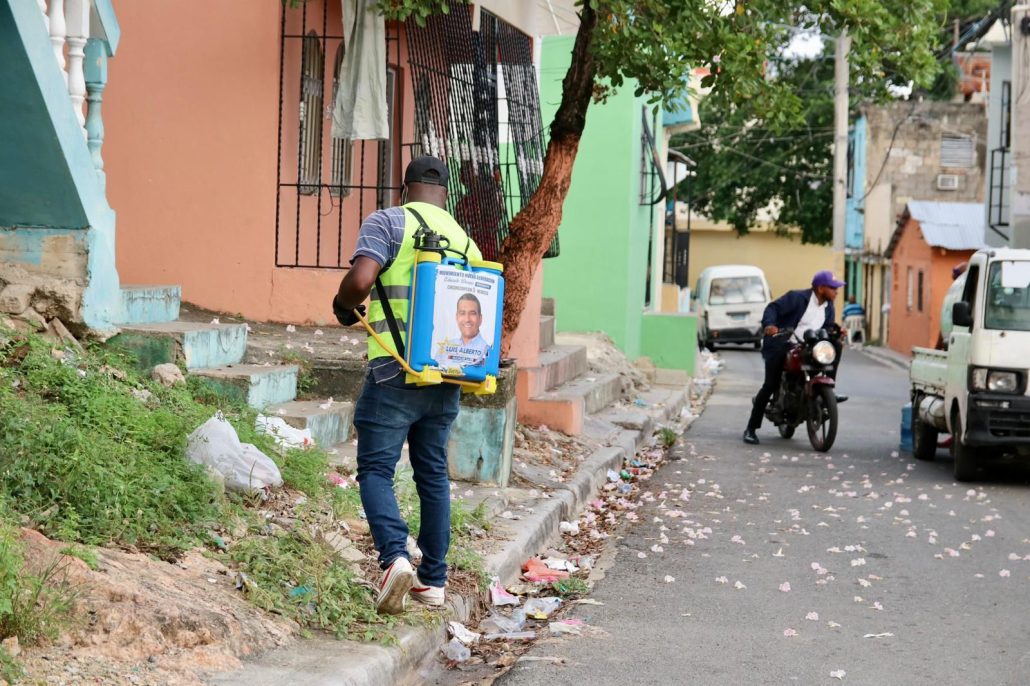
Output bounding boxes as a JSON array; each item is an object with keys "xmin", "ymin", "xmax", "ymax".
[{"xmin": 366, "ymin": 202, "xmax": 483, "ymax": 362}]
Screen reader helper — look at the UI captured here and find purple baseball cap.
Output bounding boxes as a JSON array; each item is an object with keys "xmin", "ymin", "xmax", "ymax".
[{"xmin": 812, "ymin": 270, "xmax": 846, "ymax": 289}]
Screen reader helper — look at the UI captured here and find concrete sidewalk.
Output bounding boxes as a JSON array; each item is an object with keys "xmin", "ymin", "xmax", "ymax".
[
  {"xmin": 855, "ymin": 344, "xmax": 911, "ymax": 371},
  {"xmin": 206, "ymin": 384, "xmax": 696, "ymax": 686}
]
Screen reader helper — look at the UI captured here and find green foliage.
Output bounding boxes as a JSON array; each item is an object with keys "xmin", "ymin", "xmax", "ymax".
[
  {"xmin": 374, "ymin": 0, "xmax": 456, "ymax": 26},
  {"xmin": 550, "ymin": 576, "xmax": 590, "ymax": 598},
  {"xmin": 0, "ymin": 645, "xmax": 23, "ymax": 684},
  {"xmin": 0, "ymin": 520, "xmax": 76, "ymax": 647},
  {"xmin": 674, "ymin": 56, "xmax": 835, "ymax": 244},
  {"xmin": 58, "ymin": 545, "xmax": 99, "ymax": 571},
  {"xmin": 586, "ymin": 0, "xmax": 947, "ymax": 130},
  {"xmin": 0, "ymin": 334, "xmax": 226, "ymax": 557},
  {"xmin": 227, "ymin": 525, "xmax": 393, "ymax": 640},
  {"xmin": 658, "ymin": 426, "xmax": 678, "ymax": 449}
]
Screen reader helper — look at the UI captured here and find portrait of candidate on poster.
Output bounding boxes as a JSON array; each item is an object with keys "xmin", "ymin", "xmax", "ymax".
[{"xmin": 430, "ymin": 266, "xmax": 498, "ymax": 373}]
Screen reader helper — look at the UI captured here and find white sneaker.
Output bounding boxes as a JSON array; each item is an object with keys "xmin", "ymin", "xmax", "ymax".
[
  {"xmin": 410, "ymin": 576, "xmax": 445, "ymax": 606},
  {"xmin": 376, "ymin": 557, "xmax": 415, "ymax": 615}
]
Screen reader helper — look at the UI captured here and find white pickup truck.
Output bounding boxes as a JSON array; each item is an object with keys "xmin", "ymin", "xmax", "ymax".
[{"xmin": 910, "ymin": 248, "xmax": 1030, "ymax": 481}]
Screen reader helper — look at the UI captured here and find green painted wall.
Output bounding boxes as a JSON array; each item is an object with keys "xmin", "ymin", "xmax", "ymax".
[
  {"xmin": 641, "ymin": 313, "xmax": 697, "ymax": 376},
  {"xmin": 1, "ymin": 0, "xmax": 123, "ymax": 330},
  {"xmin": 538, "ymin": 35, "xmax": 655, "ymax": 360}
]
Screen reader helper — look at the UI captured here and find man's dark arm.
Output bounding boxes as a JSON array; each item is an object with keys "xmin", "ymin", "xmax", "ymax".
[
  {"xmin": 761, "ymin": 290, "xmax": 795, "ymax": 330},
  {"xmin": 333, "ymin": 256, "xmax": 381, "ymax": 325}
]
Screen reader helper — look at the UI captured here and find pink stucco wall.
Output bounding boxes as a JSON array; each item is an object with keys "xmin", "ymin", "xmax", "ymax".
[
  {"xmin": 105, "ymin": 0, "xmax": 404, "ymax": 324},
  {"xmin": 103, "ymin": 0, "xmax": 546, "ymax": 380}
]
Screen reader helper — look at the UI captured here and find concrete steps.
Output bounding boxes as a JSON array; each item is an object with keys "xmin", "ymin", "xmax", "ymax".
[
  {"xmin": 192, "ymin": 364, "xmax": 299, "ymax": 410},
  {"xmin": 539, "ymin": 315, "xmax": 555, "ymax": 349},
  {"xmin": 533, "ymin": 372, "xmax": 624, "ymax": 415},
  {"xmin": 112, "ymin": 321, "xmax": 248, "ymax": 370},
  {"xmin": 119, "ymin": 285, "xmax": 181, "ymax": 325},
  {"xmin": 267, "ymin": 399, "xmax": 355, "ymax": 449}
]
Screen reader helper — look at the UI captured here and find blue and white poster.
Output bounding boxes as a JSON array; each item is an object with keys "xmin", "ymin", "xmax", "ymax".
[{"xmin": 430, "ymin": 266, "xmax": 499, "ymax": 373}]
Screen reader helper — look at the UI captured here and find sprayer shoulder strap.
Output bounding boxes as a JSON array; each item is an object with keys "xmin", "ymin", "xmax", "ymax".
[
  {"xmin": 405, "ymin": 206, "xmax": 471, "ymax": 258},
  {"xmin": 375, "ymin": 275, "xmax": 406, "ymax": 360}
]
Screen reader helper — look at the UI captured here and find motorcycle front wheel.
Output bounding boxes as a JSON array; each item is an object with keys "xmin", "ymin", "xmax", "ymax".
[{"xmin": 806, "ymin": 385, "xmax": 838, "ymax": 452}]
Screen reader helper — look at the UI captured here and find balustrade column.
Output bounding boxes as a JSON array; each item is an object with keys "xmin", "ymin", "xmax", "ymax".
[
  {"xmin": 84, "ymin": 38, "xmax": 107, "ymax": 189},
  {"xmin": 65, "ymin": 0, "xmax": 91, "ymax": 136},
  {"xmin": 46, "ymin": 0, "xmax": 67, "ymax": 84}
]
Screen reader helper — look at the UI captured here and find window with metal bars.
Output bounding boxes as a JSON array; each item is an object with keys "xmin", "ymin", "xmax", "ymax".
[
  {"xmin": 275, "ymin": 1, "xmax": 403, "ymax": 269},
  {"xmin": 299, "ymin": 32, "xmax": 324, "ymax": 195}
]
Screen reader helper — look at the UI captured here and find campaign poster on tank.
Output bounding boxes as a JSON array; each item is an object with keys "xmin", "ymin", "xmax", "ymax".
[{"xmin": 431, "ymin": 266, "xmax": 499, "ymax": 372}]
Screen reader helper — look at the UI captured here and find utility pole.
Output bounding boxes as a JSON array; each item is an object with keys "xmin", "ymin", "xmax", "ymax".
[{"xmin": 832, "ymin": 29, "xmax": 851, "ymax": 255}]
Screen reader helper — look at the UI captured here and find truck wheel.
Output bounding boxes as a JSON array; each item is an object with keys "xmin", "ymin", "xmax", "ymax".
[
  {"xmin": 911, "ymin": 396, "xmax": 939, "ymax": 462},
  {"xmin": 951, "ymin": 413, "xmax": 978, "ymax": 482},
  {"xmin": 806, "ymin": 385, "xmax": 838, "ymax": 452}
]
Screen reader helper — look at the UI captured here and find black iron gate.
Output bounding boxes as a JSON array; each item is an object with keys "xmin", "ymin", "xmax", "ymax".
[{"xmin": 275, "ymin": 3, "xmax": 556, "ymax": 269}]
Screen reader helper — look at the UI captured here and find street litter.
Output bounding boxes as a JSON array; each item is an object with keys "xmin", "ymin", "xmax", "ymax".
[
  {"xmin": 863, "ymin": 632, "xmax": 894, "ymax": 639},
  {"xmin": 573, "ymin": 598, "xmax": 604, "ymax": 606},
  {"xmin": 523, "ymin": 597, "xmax": 562, "ymax": 620},
  {"xmin": 442, "ymin": 638, "xmax": 471, "ymax": 663},
  {"xmin": 483, "ymin": 631, "xmax": 536, "ymax": 641},
  {"xmin": 489, "ymin": 577, "xmax": 520, "ymax": 606},
  {"xmin": 255, "ymin": 414, "xmax": 315, "ymax": 449},
  {"xmin": 447, "ymin": 621, "xmax": 480, "ymax": 645},
  {"xmin": 559, "ymin": 520, "xmax": 580, "ymax": 535},
  {"xmin": 186, "ymin": 412, "xmax": 283, "ymax": 492},
  {"xmin": 543, "ymin": 556, "xmax": 578, "ymax": 572},
  {"xmin": 480, "ymin": 611, "xmax": 525, "ymax": 634},
  {"xmin": 549, "ymin": 618, "xmax": 585, "ymax": 636},
  {"xmin": 523, "ymin": 557, "xmax": 570, "ymax": 582}
]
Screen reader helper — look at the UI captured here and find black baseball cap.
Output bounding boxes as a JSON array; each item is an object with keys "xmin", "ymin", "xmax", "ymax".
[{"xmin": 404, "ymin": 156, "xmax": 449, "ymax": 187}]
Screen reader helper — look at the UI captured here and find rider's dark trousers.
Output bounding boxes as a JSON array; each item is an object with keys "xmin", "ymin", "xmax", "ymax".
[{"xmin": 747, "ymin": 349, "xmax": 786, "ymax": 431}]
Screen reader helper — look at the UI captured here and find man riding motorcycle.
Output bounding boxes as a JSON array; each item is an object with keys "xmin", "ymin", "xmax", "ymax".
[{"xmin": 743, "ymin": 270, "xmax": 847, "ymax": 445}]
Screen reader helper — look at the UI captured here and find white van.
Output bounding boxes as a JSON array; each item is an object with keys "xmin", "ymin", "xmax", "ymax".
[{"xmin": 693, "ymin": 265, "xmax": 772, "ymax": 350}]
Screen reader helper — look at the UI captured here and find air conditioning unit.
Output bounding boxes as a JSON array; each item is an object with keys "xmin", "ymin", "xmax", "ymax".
[{"xmin": 937, "ymin": 173, "xmax": 960, "ymax": 191}]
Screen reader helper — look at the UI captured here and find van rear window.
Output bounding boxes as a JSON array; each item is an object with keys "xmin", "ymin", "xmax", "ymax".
[{"xmin": 709, "ymin": 276, "xmax": 767, "ymax": 304}]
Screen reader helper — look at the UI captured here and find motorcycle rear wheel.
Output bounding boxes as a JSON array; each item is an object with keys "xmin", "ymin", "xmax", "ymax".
[{"xmin": 806, "ymin": 385, "xmax": 838, "ymax": 452}]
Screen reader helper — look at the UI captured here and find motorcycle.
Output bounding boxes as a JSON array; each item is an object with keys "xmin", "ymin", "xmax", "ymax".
[{"xmin": 764, "ymin": 327, "xmax": 841, "ymax": 452}]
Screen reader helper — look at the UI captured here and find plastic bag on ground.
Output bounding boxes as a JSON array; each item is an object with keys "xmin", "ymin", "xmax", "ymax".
[
  {"xmin": 489, "ymin": 576, "xmax": 520, "ymax": 606},
  {"xmin": 524, "ymin": 596, "xmax": 562, "ymax": 620},
  {"xmin": 480, "ymin": 611, "xmax": 524, "ymax": 634},
  {"xmin": 187, "ymin": 412, "xmax": 283, "ymax": 493},
  {"xmin": 442, "ymin": 637, "xmax": 470, "ymax": 663},
  {"xmin": 255, "ymin": 414, "xmax": 315, "ymax": 449}
]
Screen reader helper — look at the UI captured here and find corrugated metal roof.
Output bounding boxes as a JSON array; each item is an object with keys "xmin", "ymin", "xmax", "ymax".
[{"xmin": 908, "ymin": 200, "xmax": 987, "ymax": 251}]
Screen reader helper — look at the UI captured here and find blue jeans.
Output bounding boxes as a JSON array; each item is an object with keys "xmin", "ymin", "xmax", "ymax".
[{"xmin": 354, "ymin": 370, "xmax": 460, "ymax": 587}]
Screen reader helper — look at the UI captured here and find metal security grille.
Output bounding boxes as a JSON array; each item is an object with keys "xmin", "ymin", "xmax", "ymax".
[
  {"xmin": 275, "ymin": 2, "xmax": 404, "ymax": 269},
  {"xmin": 640, "ymin": 108, "xmax": 667, "ymax": 205},
  {"xmin": 406, "ymin": 9, "xmax": 508, "ymax": 261},
  {"xmin": 484, "ymin": 10, "xmax": 559, "ymax": 258}
]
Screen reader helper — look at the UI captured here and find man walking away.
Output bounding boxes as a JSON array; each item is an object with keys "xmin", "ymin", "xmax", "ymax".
[{"xmin": 332, "ymin": 156, "xmax": 483, "ymax": 614}]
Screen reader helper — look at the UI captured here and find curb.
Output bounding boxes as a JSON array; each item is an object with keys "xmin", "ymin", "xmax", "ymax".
[
  {"xmin": 207, "ymin": 386, "xmax": 688, "ymax": 686},
  {"xmin": 857, "ymin": 346, "xmax": 910, "ymax": 372}
]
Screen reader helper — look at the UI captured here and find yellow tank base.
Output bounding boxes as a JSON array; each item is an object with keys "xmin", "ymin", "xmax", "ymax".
[
  {"xmin": 406, "ymin": 368, "xmax": 444, "ymax": 386},
  {"xmin": 468, "ymin": 375, "xmax": 497, "ymax": 396}
]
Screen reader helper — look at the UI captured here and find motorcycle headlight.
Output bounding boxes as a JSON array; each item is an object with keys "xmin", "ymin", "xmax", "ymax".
[
  {"xmin": 812, "ymin": 340, "xmax": 836, "ymax": 365},
  {"xmin": 970, "ymin": 368, "xmax": 1022, "ymax": 393}
]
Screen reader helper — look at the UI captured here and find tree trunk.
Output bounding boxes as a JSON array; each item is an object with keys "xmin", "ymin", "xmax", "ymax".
[{"xmin": 499, "ymin": 1, "xmax": 598, "ymax": 355}]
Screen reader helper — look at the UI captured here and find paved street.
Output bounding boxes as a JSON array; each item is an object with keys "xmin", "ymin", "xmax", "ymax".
[{"xmin": 500, "ymin": 348, "xmax": 1030, "ymax": 685}]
